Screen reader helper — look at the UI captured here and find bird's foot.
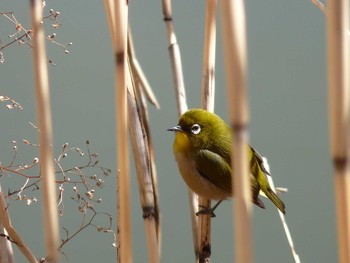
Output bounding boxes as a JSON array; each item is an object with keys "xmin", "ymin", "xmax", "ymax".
[{"xmin": 195, "ymin": 205, "xmax": 216, "ymax": 218}]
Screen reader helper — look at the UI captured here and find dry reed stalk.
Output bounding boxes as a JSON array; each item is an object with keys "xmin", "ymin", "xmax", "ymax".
[
  {"xmin": 0, "ymin": 185, "xmax": 14, "ymax": 263},
  {"xmin": 261, "ymin": 159, "xmax": 300, "ymax": 263},
  {"xmin": 127, "ymin": 62, "xmax": 160, "ymax": 263},
  {"xmin": 128, "ymin": 29, "xmax": 160, "ymax": 110},
  {"xmin": 197, "ymin": 1, "xmax": 217, "ymax": 262},
  {"xmin": 0, "ymin": 226, "xmax": 13, "ymax": 263},
  {"xmin": 161, "ymin": 0, "xmax": 188, "ymax": 115},
  {"xmin": 311, "ymin": 0, "xmax": 327, "ymax": 14},
  {"xmin": 201, "ymin": 0, "xmax": 217, "ymax": 112},
  {"xmin": 220, "ymin": 1, "xmax": 253, "ymax": 263},
  {"xmin": 0, "ymin": 192, "xmax": 37, "ymax": 263},
  {"xmin": 105, "ymin": 1, "xmax": 161, "ymax": 260},
  {"xmin": 127, "ymin": 33, "xmax": 162, "ymax": 253},
  {"xmin": 104, "ymin": 1, "xmax": 133, "ymax": 262},
  {"xmin": 30, "ymin": 0, "xmax": 59, "ymax": 261},
  {"xmin": 326, "ymin": 1, "xmax": 350, "ymax": 262},
  {"xmin": 161, "ymin": 0, "xmax": 200, "ymax": 258},
  {"xmin": 114, "ymin": 1, "xmax": 132, "ymax": 262},
  {"xmin": 134, "ymin": 87, "xmax": 162, "ymax": 257}
]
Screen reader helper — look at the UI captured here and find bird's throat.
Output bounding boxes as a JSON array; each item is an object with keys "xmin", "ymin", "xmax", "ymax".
[{"xmin": 174, "ymin": 132, "xmax": 192, "ymax": 153}]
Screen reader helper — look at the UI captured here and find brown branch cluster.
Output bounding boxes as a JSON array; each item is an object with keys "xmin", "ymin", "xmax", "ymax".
[
  {"xmin": 0, "ymin": 95, "xmax": 23, "ymax": 110},
  {"xmin": 0, "ymin": 9, "xmax": 72, "ymax": 65},
  {"xmin": 0, "ymin": 134, "xmax": 115, "ymax": 259}
]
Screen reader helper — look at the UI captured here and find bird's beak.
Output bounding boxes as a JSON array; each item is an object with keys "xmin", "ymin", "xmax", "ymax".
[{"xmin": 167, "ymin": 125, "xmax": 182, "ymax": 132}]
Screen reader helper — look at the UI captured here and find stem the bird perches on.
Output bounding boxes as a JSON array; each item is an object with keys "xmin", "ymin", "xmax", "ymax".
[
  {"xmin": 30, "ymin": 0, "xmax": 59, "ymax": 262},
  {"xmin": 326, "ymin": 1, "xmax": 350, "ymax": 263},
  {"xmin": 220, "ymin": 1, "xmax": 254, "ymax": 263},
  {"xmin": 161, "ymin": 0, "xmax": 200, "ymax": 259},
  {"xmin": 198, "ymin": 0, "xmax": 217, "ymax": 262},
  {"xmin": 161, "ymin": 0, "xmax": 188, "ymax": 116},
  {"xmin": 201, "ymin": 0, "xmax": 217, "ymax": 113}
]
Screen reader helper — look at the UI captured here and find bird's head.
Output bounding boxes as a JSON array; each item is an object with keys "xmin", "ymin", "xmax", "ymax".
[{"xmin": 167, "ymin": 108, "xmax": 230, "ymax": 153}]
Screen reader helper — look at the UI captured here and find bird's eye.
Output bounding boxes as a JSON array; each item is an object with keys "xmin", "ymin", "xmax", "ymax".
[{"xmin": 191, "ymin": 124, "xmax": 201, "ymax": 135}]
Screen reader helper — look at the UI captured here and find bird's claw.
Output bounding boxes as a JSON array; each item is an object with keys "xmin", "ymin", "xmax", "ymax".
[{"xmin": 195, "ymin": 205, "xmax": 216, "ymax": 218}]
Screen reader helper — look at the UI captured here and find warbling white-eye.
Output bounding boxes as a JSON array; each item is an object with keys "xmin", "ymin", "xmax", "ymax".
[{"xmin": 167, "ymin": 108, "xmax": 285, "ymax": 216}]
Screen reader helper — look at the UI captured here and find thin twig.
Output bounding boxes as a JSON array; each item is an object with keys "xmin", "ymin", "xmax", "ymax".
[
  {"xmin": 311, "ymin": 0, "xmax": 327, "ymax": 14},
  {"xmin": 262, "ymin": 158, "xmax": 300, "ymax": 263}
]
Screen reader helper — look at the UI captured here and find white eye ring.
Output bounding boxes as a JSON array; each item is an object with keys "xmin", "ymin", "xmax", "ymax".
[{"xmin": 191, "ymin": 124, "xmax": 201, "ymax": 135}]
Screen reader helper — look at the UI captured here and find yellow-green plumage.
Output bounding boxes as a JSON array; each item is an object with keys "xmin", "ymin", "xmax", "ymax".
[{"xmin": 168, "ymin": 108, "xmax": 285, "ymax": 214}]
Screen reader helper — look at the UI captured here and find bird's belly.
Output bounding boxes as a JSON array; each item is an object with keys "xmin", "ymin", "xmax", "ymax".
[{"xmin": 174, "ymin": 153, "xmax": 230, "ymax": 200}]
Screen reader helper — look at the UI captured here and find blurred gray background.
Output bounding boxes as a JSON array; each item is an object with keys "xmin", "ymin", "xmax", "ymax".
[{"xmin": 0, "ymin": 0, "xmax": 336, "ymax": 262}]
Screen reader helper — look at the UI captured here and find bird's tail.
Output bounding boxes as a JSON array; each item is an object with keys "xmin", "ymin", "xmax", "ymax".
[{"xmin": 263, "ymin": 187, "xmax": 286, "ymax": 214}]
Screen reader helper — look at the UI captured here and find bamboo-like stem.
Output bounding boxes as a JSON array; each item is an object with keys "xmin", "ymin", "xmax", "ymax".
[
  {"xmin": 161, "ymin": 0, "xmax": 200, "ymax": 258},
  {"xmin": 114, "ymin": 2, "xmax": 132, "ymax": 263},
  {"xmin": 107, "ymin": 2, "xmax": 161, "ymax": 258},
  {"xmin": 220, "ymin": 1, "xmax": 253, "ymax": 263},
  {"xmin": 0, "ymin": 227, "xmax": 13, "ymax": 263},
  {"xmin": 326, "ymin": 1, "xmax": 350, "ymax": 263},
  {"xmin": 201, "ymin": 0, "xmax": 217, "ymax": 112},
  {"xmin": 103, "ymin": 2, "xmax": 121, "ymax": 261},
  {"xmin": 30, "ymin": 0, "xmax": 59, "ymax": 262},
  {"xmin": 104, "ymin": 0, "xmax": 132, "ymax": 262},
  {"xmin": 0, "ymin": 185, "xmax": 14, "ymax": 263},
  {"xmin": 197, "ymin": 1, "xmax": 217, "ymax": 262},
  {"xmin": 127, "ymin": 63, "xmax": 160, "ymax": 263},
  {"xmin": 0, "ymin": 191, "xmax": 37, "ymax": 263},
  {"xmin": 161, "ymin": 0, "xmax": 188, "ymax": 115},
  {"xmin": 136, "ymin": 87, "xmax": 162, "ymax": 256},
  {"xmin": 128, "ymin": 35, "xmax": 162, "ymax": 253}
]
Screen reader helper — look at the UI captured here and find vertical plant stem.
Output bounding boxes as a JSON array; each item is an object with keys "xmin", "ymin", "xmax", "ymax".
[
  {"xmin": 0, "ymin": 185, "xmax": 14, "ymax": 263},
  {"xmin": 326, "ymin": 1, "xmax": 350, "ymax": 263},
  {"xmin": 161, "ymin": 0, "xmax": 188, "ymax": 115},
  {"xmin": 105, "ymin": 0, "xmax": 133, "ymax": 262},
  {"xmin": 201, "ymin": 0, "xmax": 217, "ymax": 112},
  {"xmin": 114, "ymin": 0, "xmax": 132, "ymax": 262},
  {"xmin": 220, "ymin": 1, "xmax": 253, "ymax": 263},
  {"xmin": 127, "ymin": 29, "xmax": 162, "ymax": 255},
  {"xmin": 0, "ymin": 191, "xmax": 37, "ymax": 263},
  {"xmin": 198, "ymin": 1, "xmax": 217, "ymax": 262},
  {"xmin": 127, "ymin": 67, "xmax": 160, "ymax": 263},
  {"xmin": 30, "ymin": 0, "xmax": 59, "ymax": 262},
  {"xmin": 161, "ymin": 0, "xmax": 200, "ymax": 259}
]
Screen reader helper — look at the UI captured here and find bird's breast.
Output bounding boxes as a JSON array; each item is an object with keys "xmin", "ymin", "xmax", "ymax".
[{"xmin": 174, "ymin": 151, "xmax": 231, "ymax": 200}]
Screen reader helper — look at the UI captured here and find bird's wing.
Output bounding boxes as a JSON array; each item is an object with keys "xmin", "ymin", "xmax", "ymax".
[
  {"xmin": 195, "ymin": 149, "xmax": 232, "ymax": 193},
  {"xmin": 250, "ymin": 146, "xmax": 270, "ymax": 175}
]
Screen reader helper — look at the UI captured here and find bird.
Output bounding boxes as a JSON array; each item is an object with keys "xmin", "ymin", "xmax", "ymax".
[{"xmin": 167, "ymin": 108, "xmax": 285, "ymax": 216}]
